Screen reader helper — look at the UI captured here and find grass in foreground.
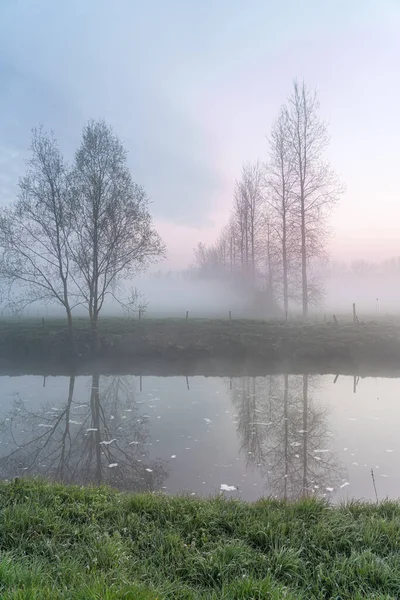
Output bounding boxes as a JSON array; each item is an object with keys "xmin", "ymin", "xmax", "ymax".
[{"xmin": 1, "ymin": 481, "xmax": 400, "ymax": 598}]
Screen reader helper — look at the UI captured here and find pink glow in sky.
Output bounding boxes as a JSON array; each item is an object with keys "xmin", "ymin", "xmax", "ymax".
[{"xmin": 0, "ymin": 0, "xmax": 399, "ymax": 269}]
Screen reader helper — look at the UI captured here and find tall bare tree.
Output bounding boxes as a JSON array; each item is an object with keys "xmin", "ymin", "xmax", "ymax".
[
  {"xmin": 287, "ymin": 81, "xmax": 343, "ymax": 317},
  {"xmin": 70, "ymin": 120, "xmax": 165, "ymax": 351},
  {"xmin": 231, "ymin": 161, "xmax": 265, "ymax": 288},
  {"xmin": 265, "ymin": 106, "xmax": 297, "ymax": 314},
  {"xmin": 0, "ymin": 128, "xmax": 76, "ymax": 350}
]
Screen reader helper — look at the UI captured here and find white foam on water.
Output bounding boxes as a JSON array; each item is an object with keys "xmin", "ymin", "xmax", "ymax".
[{"xmin": 220, "ymin": 484, "xmax": 236, "ymax": 492}]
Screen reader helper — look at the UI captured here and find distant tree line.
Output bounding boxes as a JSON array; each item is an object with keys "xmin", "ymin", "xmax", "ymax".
[
  {"xmin": 328, "ymin": 258, "xmax": 400, "ymax": 277},
  {"xmin": 193, "ymin": 81, "xmax": 344, "ymax": 317},
  {"xmin": 0, "ymin": 120, "xmax": 165, "ymax": 352}
]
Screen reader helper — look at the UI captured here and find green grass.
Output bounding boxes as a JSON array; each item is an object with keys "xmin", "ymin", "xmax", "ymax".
[
  {"xmin": 1, "ymin": 316, "xmax": 400, "ymax": 376},
  {"xmin": 1, "ymin": 480, "xmax": 400, "ymax": 598}
]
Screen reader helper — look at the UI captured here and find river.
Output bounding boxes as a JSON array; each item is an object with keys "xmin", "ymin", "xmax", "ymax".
[{"xmin": 0, "ymin": 371, "xmax": 398, "ymax": 502}]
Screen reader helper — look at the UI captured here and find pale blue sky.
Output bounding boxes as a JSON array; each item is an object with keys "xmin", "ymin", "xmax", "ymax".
[{"xmin": 0, "ymin": 0, "xmax": 399, "ymax": 266}]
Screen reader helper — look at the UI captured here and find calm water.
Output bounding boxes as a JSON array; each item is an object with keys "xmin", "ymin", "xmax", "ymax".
[{"xmin": 0, "ymin": 372, "xmax": 399, "ymax": 502}]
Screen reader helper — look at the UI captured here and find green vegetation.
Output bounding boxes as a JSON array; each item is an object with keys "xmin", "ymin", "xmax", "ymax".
[
  {"xmin": 1, "ymin": 317, "xmax": 400, "ymax": 376},
  {"xmin": 1, "ymin": 480, "xmax": 400, "ymax": 599}
]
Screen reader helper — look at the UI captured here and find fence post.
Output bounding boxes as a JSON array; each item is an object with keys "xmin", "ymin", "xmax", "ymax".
[
  {"xmin": 185, "ymin": 310, "xmax": 189, "ymax": 324},
  {"xmin": 352, "ymin": 303, "xmax": 356, "ymax": 323}
]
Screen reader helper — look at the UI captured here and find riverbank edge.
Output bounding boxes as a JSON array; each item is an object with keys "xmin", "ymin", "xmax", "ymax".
[
  {"xmin": 1, "ymin": 317, "xmax": 400, "ymax": 376},
  {"xmin": 1, "ymin": 479, "xmax": 400, "ymax": 599}
]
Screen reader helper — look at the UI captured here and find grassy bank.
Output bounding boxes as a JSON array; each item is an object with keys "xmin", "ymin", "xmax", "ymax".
[
  {"xmin": 0, "ymin": 480, "xmax": 400, "ymax": 599},
  {"xmin": 1, "ymin": 317, "xmax": 400, "ymax": 375}
]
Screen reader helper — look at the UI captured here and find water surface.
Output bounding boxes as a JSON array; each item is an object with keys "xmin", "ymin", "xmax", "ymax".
[{"xmin": 0, "ymin": 372, "xmax": 398, "ymax": 502}]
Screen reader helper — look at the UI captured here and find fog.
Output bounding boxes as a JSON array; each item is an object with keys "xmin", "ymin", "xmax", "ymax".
[
  {"xmin": 323, "ymin": 269, "xmax": 400, "ymax": 318},
  {"xmin": 5, "ymin": 263, "xmax": 400, "ymax": 322},
  {"xmin": 0, "ymin": 2, "xmax": 399, "ymax": 323}
]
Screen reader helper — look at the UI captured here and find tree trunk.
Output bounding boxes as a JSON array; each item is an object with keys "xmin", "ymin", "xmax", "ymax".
[
  {"xmin": 266, "ymin": 223, "xmax": 274, "ymax": 301},
  {"xmin": 283, "ymin": 373, "xmax": 289, "ymax": 500},
  {"xmin": 302, "ymin": 374, "xmax": 308, "ymax": 496},
  {"xmin": 66, "ymin": 306, "xmax": 76, "ymax": 356},
  {"xmin": 91, "ymin": 372, "xmax": 102, "ymax": 485},
  {"xmin": 58, "ymin": 375, "xmax": 75, "ymax": 481},
  {"xmin": 251, "ymin": 218, "xmax": 255, "ymax": 289},
  {"xmin": 301, "ymin": 200, "xmax": 308, "ymax": 318},
  {"xmin": 91, "ymin": 311, "xmax": 100, "ymax": 354},
  {"xmin": 282, "ymin": 216, "xmax": 288, "ymax": 314}
]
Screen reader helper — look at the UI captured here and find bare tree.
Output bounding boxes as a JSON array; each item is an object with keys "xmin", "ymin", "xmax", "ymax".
[
  {"xmin": 287, "ymin": 81, "xmax": 344, "ymax": 317},
  {"xmin": 70, "ymin": 120, "xmax": 165, "ymax": 351},
  {"xmin": 265, "ymin": 107, "xmax": 297, "ymax": 314},
  {"xmin": 231, "ymin": 161, "xmax": 265, "ymax": 288},
  {"xmin": 0, "ymin": 128, "xmax": 76, "ymax": 349}
]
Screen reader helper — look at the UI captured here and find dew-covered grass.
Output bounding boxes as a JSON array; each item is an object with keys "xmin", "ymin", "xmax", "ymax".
[{"xmin": 1, "ymin": 479, "xmax": 400, "ymax": 598}]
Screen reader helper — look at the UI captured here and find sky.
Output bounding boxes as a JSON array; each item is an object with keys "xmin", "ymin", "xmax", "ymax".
[{"xmin": 0, "ymin": 0, "xmax": 399, "ymax": 269}]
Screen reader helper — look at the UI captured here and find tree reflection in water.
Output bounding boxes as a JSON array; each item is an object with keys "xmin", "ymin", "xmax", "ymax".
[
  {"xmin": 231, "ymin": 374, "xmax": 345, "ymax": 500},
  {"xmin": 0, "ymin": 374, "xmax": 167, "ymax": 491}
]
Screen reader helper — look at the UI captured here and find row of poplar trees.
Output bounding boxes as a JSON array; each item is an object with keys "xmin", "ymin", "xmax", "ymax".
[{"xmin": 195, "ymin": 81, "xmax": 344, "ymax": 317}]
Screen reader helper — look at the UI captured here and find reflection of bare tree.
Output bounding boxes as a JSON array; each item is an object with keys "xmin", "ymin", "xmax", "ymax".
[
  {"xmin": 0, "ymin": 374, "xmax": 167, "ymax": 491},
  {"xmin": 232, "ymin": 374, "xmax": 345, "ymax": 499},
  {"xmin": 231, "ymin": 376, "xmax": 280, "ymax": 469}
]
